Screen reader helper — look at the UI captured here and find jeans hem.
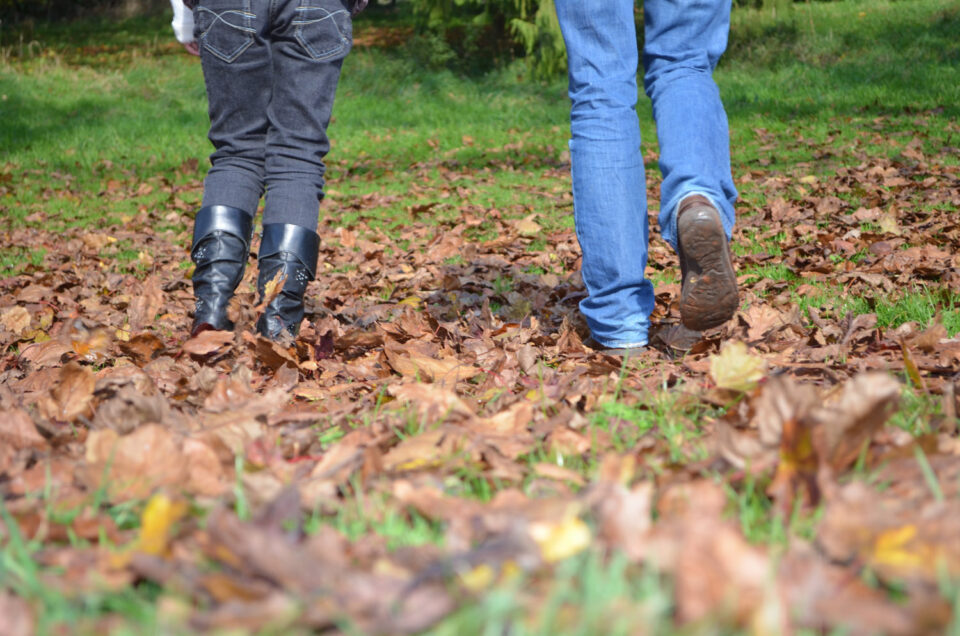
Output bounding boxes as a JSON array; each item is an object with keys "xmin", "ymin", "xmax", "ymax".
[{"xmin": 589, "ymin": 336, "xmax": 648, "ymax": 349}]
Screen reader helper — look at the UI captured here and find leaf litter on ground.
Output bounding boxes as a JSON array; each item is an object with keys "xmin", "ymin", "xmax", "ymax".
[{"xmin": 1, "ymin": 55, "xmax": 960, "ymax": 636}]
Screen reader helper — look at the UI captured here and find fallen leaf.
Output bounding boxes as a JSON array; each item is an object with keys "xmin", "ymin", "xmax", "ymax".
[
  {"xmin": 129, "ymin": 275, "xmax": 164, "ymax": 332},
  {"xmin": 0, "ymin": 409, "xmax": 47, "ymax": 450},
  {"xmin": 0, "ymin": 592, "xmax": 33, "ymax": 636},
  {"xmin": 83, "ymin": 424, "xmax": 187, "ymax": 500},
  {"xmin": 183, "ymin": 329, "xmax": 234, "ymax": 357},
  {"xmin": 0, "ymin": 306, "xmax": 31, "ymax": 335},
  {"xmin": 137, "ymin": 493, "xmax": 188, "ymax": 556},
  {"xmin": 259, "ymin": 269, "xmax": 287, "ymax": 309},
  {"xmin": 529, "ymin": 514, "xmax": 591, "ymax": 563},
  {"xmin": 384, "ymin": 341, "xmax": 480, "ymax": 385},
  {"xmin": 709, "ymin": 341, "xmax": 766, "ymax": 392},
  {"xmin": 184, "ymin": 438, "xmax": 228, "ymax": 496},
  {"xmin": 41, "ymin": 361, "xmax": 96, "ymax": 422},
  {"xmin": 388, "ymin": 383, "xmax": 475, "ymax": 423},
  {"xmin": 820, "ymin": 372, "xmax": 900, "ymax": 472},
  {"xmin": 515, "ymin": 217, "xmax": 541, "ymax": 237},
  {"xmin": 382, "ymin": 428, "xmax": 475, "ymax": 472}
]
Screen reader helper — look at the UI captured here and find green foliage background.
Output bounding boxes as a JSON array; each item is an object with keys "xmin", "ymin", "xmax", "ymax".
[
  {"xmin": 0, "ymin": 0, "xmax": 842, "ymax": 79},
  {"xmin": 1, "ymin": 0, "xmax": 167, "ymax": 23},
  {"xmin": 408, "ymin": 0, "xmax": 566, "ymax": 78}
]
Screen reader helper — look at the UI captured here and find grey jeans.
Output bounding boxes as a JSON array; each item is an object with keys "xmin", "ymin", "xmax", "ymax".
[{"xmin": 194, "ymin": 0, "xmax": 352, "ymax": 230}]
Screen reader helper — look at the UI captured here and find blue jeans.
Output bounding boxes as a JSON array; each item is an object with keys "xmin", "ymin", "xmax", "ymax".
[
  {"xmin": 195, "ymin": 0, "xmax": 352, "ymax": 230},
  {"xmin": 555, "ymin": 0, "xmax": 737, "ymax": 348}
]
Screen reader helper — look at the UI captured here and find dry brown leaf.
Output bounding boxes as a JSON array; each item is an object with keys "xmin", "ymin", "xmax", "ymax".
[
  {"xmin": 907, "ymin": 321, "xmax": 948, "ymax": 353},
  {"xmin": 246, "ymin": 332, "xmax": 300, "ymax": 371},
  {"xmin": 382, "ymin": 428, "xmax": 477, "ymax": 472},
  {"xmin": 388, "ymin": 383, "xmax": 476, "ymax": 423},
  {"xmin": 739, "ymin": 303, "xmax": 787, "ymax": 342},
  {"xmin": 818, "ymin": 480, "xmax": 960, "ymax": 587},
  {"xmin": 587, "ymin": 480, "xmax": 652, "ymax": 560},
  {"xmin": 93, "ymin": 387, "xmax": 170, "ymax": 434},
  {"xmin": 468, "ymin": 401, "xmax": 537, "ymax": 459},
  {"xmin": 83, "ymin": 424, "xmax": 187, "ymax": 500},
  {"xmin": 1, "ymin": 305, "xmax": 31, "ymax": 335},
  {"xmin": 820, "ymin": 372, "xmax": 900, "ymax": 472},
  {"xmin": 40, "ymin": 361, "xmax": 96, "ymax": 422},
  {"xmin": 0, "ymin": 592, "xmax": 34, "ymax": 636},
  {"xmin": 119, "ymin": 332, "xmax": 166, "ymax": 364},
  {"xmin": 129, "ymin": 275, "xmax": 164, "ymax": 332},
  {"xmin": 384, "ymin": 342, "xmax": 480, "ymax": 385},
  {"xmin": 184, "ymin": 438, "xmax": 228, "ymax": 496},
  {"xmin": 18, "ymin": 339, "xmax": 72, "ymax": 368},
  {"xmin": 183, "ymin": 329, "xmax": 234, "ymax": 357},
  {"xmin": 0, "ymin": 409, "xmax": 47, "ymax": 450}
]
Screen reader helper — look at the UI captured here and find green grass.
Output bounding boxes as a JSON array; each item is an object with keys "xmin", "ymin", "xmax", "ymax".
[
  {"xmin": 793, "ymin": 284, "xmax": 960, "ymax": 335},
  {"xmin": 427, "ymin": 550, "xmax": 673, "ymax": 636},
  {"xmin": 0, "ymin": 497, "xmax": 162, "ymax": 635},
  {"xmin": 306, "ymin": 490, "xmax": 445, "ymax": 549}
]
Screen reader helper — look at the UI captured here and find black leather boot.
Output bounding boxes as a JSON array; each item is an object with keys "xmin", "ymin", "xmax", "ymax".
[
  {"xmin": 190, "ymin": 205, "xmax": 254, "ymax": 335},
  {"xmin": 256, "ymin": 223, "xmax": 320, "ymax": 340}
]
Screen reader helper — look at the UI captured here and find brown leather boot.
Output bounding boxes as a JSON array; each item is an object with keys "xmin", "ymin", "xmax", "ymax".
[{"xmin": 676, "ymin": 195, "xmax": 738, "ymax": 331}]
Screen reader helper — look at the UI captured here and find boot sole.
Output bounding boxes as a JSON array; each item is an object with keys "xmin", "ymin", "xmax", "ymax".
[{"xmin": 678, "ymin": 209, "xmax": 738, "ymax": 331}]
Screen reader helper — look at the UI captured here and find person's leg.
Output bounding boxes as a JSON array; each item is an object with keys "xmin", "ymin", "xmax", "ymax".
[
  {"xmin": 256, "ymin": 0, "xmax": 352, "ymax": 339},
  {"xmin": 643, "ymin": 0, "xmax": 738, "ymax": 330},
  {"xmin": 197, "ymin": 0, "xmax": 270, "ymax": 215},
  {"xmin": 555, "ymin": 0, "xmax": 653, "ymax": 349},
  {"xmin": 190, "ymin": 0, "xmax": 271, "ymax": 334},
  {"xmin": 643, "ymin": 0, "xmax": 737, "ymax": 250}
]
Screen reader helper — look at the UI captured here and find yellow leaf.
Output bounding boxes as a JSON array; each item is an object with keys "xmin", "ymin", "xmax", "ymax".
[
  {"xmin": 459, "ymin": 564, "xmax": 495, "ymax": 592},
  {"xmin": 709, "ymin": 340, "xmax": 767, "ymax": 392},
  {"xmin": 261, "ymin": 269, "xmax": 287, "ymax": 305},
  {"xmin": 872, "ymin": 524, "xmax": 923, "ymax": 570},
  {"xmin": 500, "ymin": 560, "xmax": 522, "ymax": 582},
  {"xmin": 138, "ymin": 251, "xmax": 155, "ymax": 267},
  {"xmin": 530, "ymin": 515, "xmax": 591, "ymax": 563},
  {"xmin": 878, "ymin": 211, "xmax": 901, "ymax": 236},
  {"xmin": 399, "ymin": 296, "xmax": 422, "ymax": 308},
  {"xmin": 900, "ymin": 342, "xmax": 926, "ymax": 391},
  {"xmin": 38, "ymin": 309, "xmax": 54, "ymax": 330},
  {"xmin": 393, "ymin": 457, "xmax": 444, "ymax": 471},
  {"xmin": 137, "ymin": 494, "xmax": 187, "ymax": 556},
  {"xmin": 799, "ymin": 175, "xmax": 818, "ymax": 185},
  {"xmin": 25, "ymin": 330, "xmax": 50, "ymax": 343}
]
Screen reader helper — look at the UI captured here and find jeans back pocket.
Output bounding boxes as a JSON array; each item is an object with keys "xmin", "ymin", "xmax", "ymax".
[
  {"xmin": 196, "ymin": 1, "xmax": 256, "ymax": 63},
  {"xmin": 293, "ymin": 1, "xmax": 352, "ymax": 62}
]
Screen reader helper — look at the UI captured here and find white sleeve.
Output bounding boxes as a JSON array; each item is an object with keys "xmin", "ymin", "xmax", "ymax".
[{"xmin": 170, "ymin": 0, "xmax": 196, "ymax": 45}]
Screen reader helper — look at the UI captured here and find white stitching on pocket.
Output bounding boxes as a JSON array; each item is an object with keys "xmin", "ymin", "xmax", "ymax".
[
  {"xmin": 293, "ymin": 6, "xmax": 351, "ymax": 61},
  {"xmin": 197, "ymin": 7, "xmax": 256, "ymax": 63}
]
